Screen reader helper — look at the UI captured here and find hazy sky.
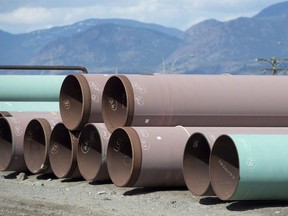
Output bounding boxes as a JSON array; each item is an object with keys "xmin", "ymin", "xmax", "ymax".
[{"xmin": 0, "ymin": 0, "xmax": 285, "ymax": 33}]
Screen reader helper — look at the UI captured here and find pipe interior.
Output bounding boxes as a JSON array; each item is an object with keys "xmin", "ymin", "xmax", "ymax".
[
  {"xmin": 210, "ymin": 135, "xmax": 239, "ymax": 200},
  {"xmin": 0, "ymin": 118, "xmax": 12, "ymax": 171},
  {"xmin": 49, "ymin": 124, "xmax": 72, "ymax": 177},
  {"xmin": 102, "ymin": 76, "xmax": 128, "ymax": 132},
  {"xmin": 24, "ymin": 119, "xmax": 46, "ymax": 173},
  {"xmin": 60, "ymin": 75, "xmax": 84, "ymax": 130},
  {"xmin": 77, "ymin": 124, "xmax": 101, "ymax": 181},
  {"xmin": 183, "ymin": 133, "xmax": 212, "ymax": 196},
  {"xmin": 107, "ymin": 128, "xmax": 133, "ymax": 186}
]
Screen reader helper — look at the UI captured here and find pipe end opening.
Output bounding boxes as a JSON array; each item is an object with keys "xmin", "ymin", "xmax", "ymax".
[
  {"xmin": 0, "ymin": 118, "xmax": 12, "ymax": 171},
  {"xmin": 183, "ymin": 133, "xmax": 213, "ymax": 196},
  {"xmin": 210, "ymin": 135, "xmax": 239, "ymax": 200},
  {"xmin": 60, "ymin": 74, "xmax": 91, "ymax": 131}
]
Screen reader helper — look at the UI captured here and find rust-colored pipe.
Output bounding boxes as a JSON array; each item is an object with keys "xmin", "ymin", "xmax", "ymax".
[
  {"xmin": 0, "ymin": 112, "xmax": 60, "ymax": 172},
  {"xmin": 23, "ymin": 114, "xmax": 61, "ymax": 174},
  {"xmin": 59, "ymin": 74, "xmax": 110, "ymax": 131},
  {"xmin": 77, "ymin": 123, "xmax": 111, "ymax": 182},
  {"xmin": 107, "ymin": 126, "xmax": 196, "ymax": 187},
  {"xmin": 48, "ymin": 122, "xmax": 81, "ymax": 179},
  {"xmin": 102, "ymin": 74, "xmax": 288, "ymax": 132},
  {"xmin": 183, "ymin": 127, "xmax": 288, "ymax": 197}
]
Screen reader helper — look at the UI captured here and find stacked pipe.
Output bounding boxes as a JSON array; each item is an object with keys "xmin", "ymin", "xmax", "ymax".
[{"xmin": 102, "ymin": 74, "xmax": 288, "ymax": 199}]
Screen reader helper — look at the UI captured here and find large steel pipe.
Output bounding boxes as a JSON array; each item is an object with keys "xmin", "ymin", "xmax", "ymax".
[
  {"xmin": 210, "ymin": 134, "xmax": 288, "ymax": 200},
  {"xmin": 183, "ymin": 127, "xmax": 288, "ymax": 197},
  {"xmin": 102, "ymin": 74, "xmax": 288, "ymax": 132},
  {"xmin": 0, "ymin": 112, "xmax": 60, "ymax": 171},
  {"xmin": 49, "ymin": 123, "xmax": 81, "ymax": 179},
  {"xmin": 77, "ymin": 123, "xmax": 111, "ymax": 182},
  {"xmin": 23, "ymin": 115, "xmax": 61, "ymax": 174},
  {"xmin": 0, "ymin": 101, "xmax": 60, "ymax": 112},
  {"xmin": 0, "ymin": 75, "xmax": 66, "ymax": 101},
  {"xmin": 107, "ymin": 126, "xmax": 196, "ymax": 187},
  {"xmin": 59, "ymin": 74, "xmax": 110, "ymax": 131}
]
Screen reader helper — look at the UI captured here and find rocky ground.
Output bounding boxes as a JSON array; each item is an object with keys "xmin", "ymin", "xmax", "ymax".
[{"xmin": 0, "ymin": 171, "xmax": 288, "ymax": 216}]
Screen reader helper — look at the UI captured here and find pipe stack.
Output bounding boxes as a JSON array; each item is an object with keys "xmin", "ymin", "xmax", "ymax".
[{"xmin": 2, "ymin": 72, "xmax": 288, "ymax": 202}]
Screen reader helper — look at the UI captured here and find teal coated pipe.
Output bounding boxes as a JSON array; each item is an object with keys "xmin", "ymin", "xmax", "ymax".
[
  {"xmin": 210, "ymin": 134, "xmax": 288, "ymax": 201},
  {"xmin": 0, "ymin": 75, "xmax": 66, "ymax": 101},
  {"xmin": 0, "ymin": 102, "xmax": 59, "ymax": 112}
]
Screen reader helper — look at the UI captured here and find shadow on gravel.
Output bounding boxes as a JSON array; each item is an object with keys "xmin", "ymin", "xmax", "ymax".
[
  {"xmin": 3, "ymin": 171, "xmax": 21, "ymax": 179},
  {"xmin": 226, "ymin": 200, "xmax": 288, "ymax": 211},
  {"xmin": 61, "ymin": 177, "xmax": 84, "ymax": 183},
  {"xmin": 199, "ymin": 197, "xmax": 228, "ymax": 205},
  {"xmin": 36, "ymin": 173, "xmax": 57, "ymax": 180},
  {"xmin": 123, "ymin": 187, "xmax": 187, "ymax": 196},
  {"xmin": 89, "ymin": 180, "xmax": 112, "ymax": 186}
]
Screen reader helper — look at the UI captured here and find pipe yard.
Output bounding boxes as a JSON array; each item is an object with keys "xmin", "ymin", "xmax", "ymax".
[{"xmin": 1, "ymin": 70, "xmax": 288, "ymax": 215}]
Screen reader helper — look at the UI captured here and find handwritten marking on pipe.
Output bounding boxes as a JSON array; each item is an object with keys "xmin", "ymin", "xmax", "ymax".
[
  {"xmin": 62, "ymin": 99, "xmax": 71, "ymax": 110},
  {"xmin": 138, "ymin": 129, "xmax": 149, "ymax": 138},
  {"xmin": 26, "ymin": 130, "xmax": 33, "ymax": 141},
  {"xmin": 51, "ymin": 143, "xmax": 59, "ymax": 155},
  {"xmin": 15, "ymin": 125, "xmax": 23, "ymax": 136},
  {"xmin": 132, "ymin": 82, "xmax": 146, "ymax": 94},
  {"xmin": 81, "ymin": 139, "xmax": 91, "ymax": 154},
  {"xmin": 218, "ymin": 159, "xmax": 236, "ymax": 180},
  {"xmin": 141, "ymin": 140, "xmax": 150, "ymax": 150},
  {"xmin": 102, "ymin": 130, "xmax": 110, "ymax": 140},
  {"xmin": 91, "ymin": 94, "xmax": 100, "ymax": 103},
  {"xmin": 246, "ymin": 157, "xmax": 256, "ymax": 169},
  {"xmin": 144, "ymin": 119, "xmax": 149, "ymax": 124},
  {"xmin": 109, "ymin": 98, "xmax": 117, "ymax": 111},
  {"xmin": 192, "ymin": 140, "xmax": 199, "ymax": 149},
  {"xmin": 135, "ymin": 96, "xmax": 144, "ymax": 106},
  {"xmin": 113, "ymin": 139, "xmax": 123, "ymax": 152},
  {"xmin": 89, "ymin": 81, "xmax": 103, "ymax": 93}
]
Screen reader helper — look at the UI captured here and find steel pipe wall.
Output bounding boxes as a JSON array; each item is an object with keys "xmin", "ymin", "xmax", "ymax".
[
  {"xmin": 59, "ymin": 74, "xmax": 110, "ymax": 131},
  {"xmin": 48, "ymin": 122, "xmax": 81, "ymax": 179},
  {"xmin": 0, "ymin": 112, "xmax": 60, "ymax": 171},
  {"xmin": 183, "ymin": 127, "xmax": 288, "ymax": 197},
  {"xmin": 0, "ymin": 101, "xmax": 60, "ymax": 112},
  {"xmin": 77, "ymin": 123, "xmax": 111, "ymax": 182},
  {"xmin": 0, "ymin": 75, "xmax": 66, "ymax": 101},
  {"xmin": 102, "ymin": 74, "xmax": 288, "ymax": 132},
  {"xmin": 23, "ymin": 115, "xmax": 62, "ymax": 174},
  {"xmin": 107, "ymin": 126, "xmax": 196, "ymax": 187},
  {"xmin": 210, "ymin": 134, "xmax": 288, "ymax": 200}
]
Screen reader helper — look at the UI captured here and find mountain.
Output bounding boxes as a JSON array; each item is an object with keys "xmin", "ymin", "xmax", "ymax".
[
  {"xmin": 28, "ymin": 23, "xmax": 183, "ymax": 73},
  {"xmin": 1, "ymin": 2, "xmax": 288, "ymax": 74},
  {"xmin": 0, "ymin": 18, "xmax": 183, "ymax": 74},
  {"xmin": 166, "ymin": 1, "xmax": 288, "ymax": 74}
]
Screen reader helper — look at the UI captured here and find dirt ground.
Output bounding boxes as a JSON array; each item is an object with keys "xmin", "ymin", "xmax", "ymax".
[{"xmin": 0, "ymin": 171, "xmax": 288, "ymax": 216}]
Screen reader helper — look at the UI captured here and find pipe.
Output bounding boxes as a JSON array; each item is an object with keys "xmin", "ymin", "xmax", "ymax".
[
  {"xmin": 107, "ymin": 126, "xmax": 196, "ymax": 187},
  {"xmin": 183, "ymin": 127, "xmax": 288, "ymax": 197},
  {"xmin": 48, "ymin": 122, "xmax": 81, "ymax": 179},
  {"xmin": 0, "ymin": 112, "xmax": 60, "ymax": 171},
  {"xmin": 0, "ymin": 101, "xmax": 60, "ymax": 112},
  {"xmin": 23, "ymin": 115, "xmax": 61, "ymax": 174},
  {"xmin": 210, "ymin": 134, "xmax": 288, "ymax": 201},
  {"xmin": 59, "ymin": 74, "xmax": 110, "ymax": 131},
  {"xmin": 0, "ymin": 75, "xmax": 66, "ymax": 101},
  {"xmin": 102, "ymin": 74, "xmax": 288, "ymax": 132},
  {"xmin": 77, "ymin": 123, "xmax": 111, "ymax": 182}
]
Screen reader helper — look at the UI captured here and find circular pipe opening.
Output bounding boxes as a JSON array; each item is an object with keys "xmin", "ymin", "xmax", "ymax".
[
  {"xmin": 0, "ymin": 118, "xmax": 12, "ymax": 171},
  {"xmin": 77, "ymin": 124, "xmax": 102, "ymax": 181},
  {"xmin": 60, "ymin": 74, "xmax": 91, "ymax": 131},
  {"xmin": 23, "ymin": 119, "xmax": 51, "ymax": 174},
  {"xmin": 210, "ymin": 135, "xmax": 240, "ymax": 200},
  {"xmin": 183, "ymin": 133, "xmax": 213, "ymax": 196},
  {"xmin": 107, "ymin": 127, "xmax": 141, "ymax": 187},
  {"xmin": 49, "ymin": 123, "xmax": 74, "ymax": 178},
  {"xmin": 102, "ymin": 76, "xmax": 134, "ymax": 132}
]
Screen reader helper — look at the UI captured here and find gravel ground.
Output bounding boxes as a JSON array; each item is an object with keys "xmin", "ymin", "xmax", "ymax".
[{"xmin": 0, "ymin": 171, "xmax": 288, "ymax": 216}]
